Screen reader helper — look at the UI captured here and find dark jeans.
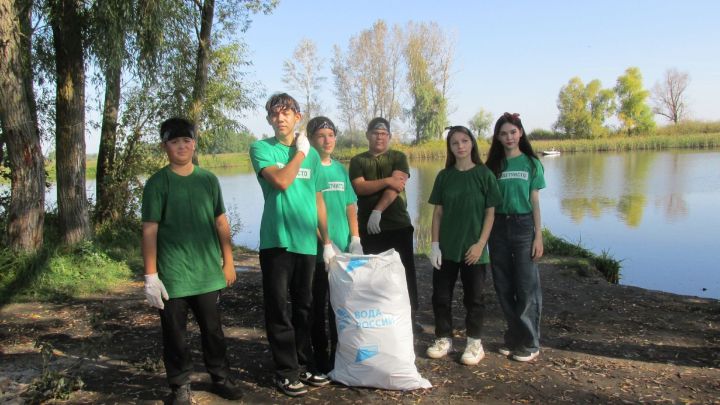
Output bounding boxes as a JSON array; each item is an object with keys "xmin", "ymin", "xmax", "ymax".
[
  {"xmin": 310, "ymin": 262, "xmax": 337, "ymax": 374},
  {"xmin": 361, "ymin": 226, "xmax": 419, "ymax": 315},
  {"xmin": 432, "ymin": 260, "xmax": 487, "ymax": 339},
  {"xmin": 489, "ymin": 214, "xmax": 542, "ymax": 352},
  {"xmin": 259, "ymin": 248, "xmax": 316, "ymax": 381},
  {"xmin": 159, "ymin": 290, "xmax": 229, "ymax": 387}
]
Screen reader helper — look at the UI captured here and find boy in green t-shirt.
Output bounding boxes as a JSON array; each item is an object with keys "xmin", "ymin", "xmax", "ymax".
[
  {"xmin": 249, "ymin": 93, "xmax": 333, "ymax": 397},
  {"xmin": 306, "ymin": 116, "xmax": 363, "ymax": 373},
  {"xmin": 141, "ymin": 117, "xmax": 243, "ymax": 404}
]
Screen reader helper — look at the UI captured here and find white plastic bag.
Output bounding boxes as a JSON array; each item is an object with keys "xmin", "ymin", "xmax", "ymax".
[{"xmin": 327, "ymin": 249, "xmax": 431, "ymax": 390}]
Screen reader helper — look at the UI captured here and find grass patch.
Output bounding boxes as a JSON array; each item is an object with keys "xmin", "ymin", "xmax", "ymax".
[
  {"xmin": 0, "ymin": 217, "xmax": 141, "ymax": 304},
  {"xmin": 543, "ymin": 229, "xmax": 622, "ymax": 283},
  {"xmin": 531, "ymin": 132, "xmax": 720, "ymax": 153}
]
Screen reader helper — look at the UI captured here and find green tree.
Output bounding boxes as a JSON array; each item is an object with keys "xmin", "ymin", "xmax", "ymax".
[
  {"xmin": 554, "ymin": 77, "xmax": 614, "ymax": 138},
  {"xmin": 468, "ymin": 108, "xmax": 493, "ymax": 138},
  {"xmin": 0, "ymin": 0, "xmax": 45, "ymax": 252},
  {"xmin": 405, "ymin": 23, "xmax": 449, "ymax": 142},
  {"xmin": 615, "ymin": 67, "xmax": 655, "ymax": 134}
]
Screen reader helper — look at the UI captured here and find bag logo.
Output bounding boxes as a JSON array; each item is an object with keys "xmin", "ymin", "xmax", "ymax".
[
  {"xmin": 355, "ymin": 345, "xmax": 379, "ymax": 363},
  {"xmin": 345, "ymin": 258, "xmax": 368, "ymax": 273}
]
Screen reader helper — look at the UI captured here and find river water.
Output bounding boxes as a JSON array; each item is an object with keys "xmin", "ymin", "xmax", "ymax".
[{"xmin": 33, "ymin": 149, "xmax": 720, "ymax": 299}]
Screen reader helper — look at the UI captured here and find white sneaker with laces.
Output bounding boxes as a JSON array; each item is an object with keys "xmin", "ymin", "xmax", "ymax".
[
  {"xmin": 461, "ymin": 337, "xmax": 485, "ymax": 365},
  {"xmin": 426, "ymin": 337, "xmax": 453, "ymax": 359}
]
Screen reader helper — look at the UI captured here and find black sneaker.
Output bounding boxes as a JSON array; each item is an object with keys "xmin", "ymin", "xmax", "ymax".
[
  {"xmin": 300, "ymin": 371, "xmax": 331, "ymax": 387},
  {"xmin": 170, "ymin": 384, "xmax": 192, "ymax": 405},
  {"xmin": 211, "ymin": 377, "xmax": 244, "ymax": 400},
  {"xmin": 275, "ymin": 378, "xmax": 308, "ymax": 397}
]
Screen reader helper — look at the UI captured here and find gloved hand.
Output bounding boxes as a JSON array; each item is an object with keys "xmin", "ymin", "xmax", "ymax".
[
  {"xmin": 348, "ymin": 236, "xmax": 363, "ymax": 255},
  {"xmin": 323, "ymin": 243, "xmax": 337, "ymax": 269},
  {"xmin": 144, "ymin": 273, "xmax": 169, "ymax": 309},
  {"xmin": 295, "ymin": 132, "xmax": 310, "ymax": 156},
  {"xmin": 367, "ymin": 210, "xmax": 382, "ymax": 235},
  {"xmin": 430, "ymin": 242, "xmax": 442, "ymax": 270}
]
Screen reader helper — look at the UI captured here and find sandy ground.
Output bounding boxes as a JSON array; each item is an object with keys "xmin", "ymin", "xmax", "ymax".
[{"xmin": 1, "ymin": 252, "xmax": 719, "ymax": 404}]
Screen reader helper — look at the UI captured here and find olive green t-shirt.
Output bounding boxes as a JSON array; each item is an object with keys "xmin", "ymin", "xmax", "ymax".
[
  {"xmin": 428, "ymin": 165, "xmax": 502, "ymax": 263},
  {"xmin": 315, "ymin": 159, "xmax": 358, "ymax": 261},
  {"xmin": 250, "ymin": 137, "xmax": 325, "ymax": 255},
  {"xmin": 496, "ymin": 154, "xmax": 546, "ymax": 214},
  {"xmin": 348, "ymin": 150, "xmax": 411, "ymax": 232},
  {"xmin": 141, "ymin": 165, "xmax": 227, "ymax": 298}
]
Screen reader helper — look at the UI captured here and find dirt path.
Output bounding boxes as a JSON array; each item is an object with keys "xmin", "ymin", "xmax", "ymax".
[{"xmin": 1, "ymin": 253, "xmax": 719, "ymax": 404}]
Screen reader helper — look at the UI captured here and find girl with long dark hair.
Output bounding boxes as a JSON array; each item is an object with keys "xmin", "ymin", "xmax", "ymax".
[{"xmin": 485, "ymin": 113, "xmax": 546, "ymax": 362}]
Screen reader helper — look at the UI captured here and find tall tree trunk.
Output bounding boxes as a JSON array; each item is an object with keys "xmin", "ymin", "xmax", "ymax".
[
  {"xmin": 0, "ymin": 0, "xmax": 45, "ymax": 253},
  {"xmin": 189, "ymin": 0, "xmax": 214, "ymax": 165},
  {"xmin": 50, "ymin": 0, "xmax": 90, "ymax": 245},
  {"xmin": 95, "ymin": 63, "xmax": 121, "ymax": 223}
]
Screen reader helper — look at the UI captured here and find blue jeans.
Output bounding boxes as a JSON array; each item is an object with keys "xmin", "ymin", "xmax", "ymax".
[{"xmin": 489, "ymin": 214, "xmax": 542, "ymax": 352}]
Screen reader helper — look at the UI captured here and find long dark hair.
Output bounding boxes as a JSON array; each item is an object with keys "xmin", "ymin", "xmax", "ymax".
[
  {"xmin": 445, "ymin": 126, "xmax": 482, "ymax": 169},
  {"xmin": 485, "ymin": 112, "xmax": 540, "ymax": 178}
]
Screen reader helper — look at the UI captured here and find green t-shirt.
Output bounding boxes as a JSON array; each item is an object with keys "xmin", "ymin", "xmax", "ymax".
[
  {"xmin": 141, "ymin": 165, "xmax": 227, "ymax": 298},
  {"xmin": 348, "ymin": 149, "xmax": 412, "ymax": 232},
  {"xmin": 250, "ymin": 137, "xmax": 325, "ymax": 255},
  {"xmin": 315, "ymin": 159, "xmax": 358, "ymax": 260},
  {"xmin": 496, "ymin": 154, "xmax": 546, "ymax": 214},
  {"xmin": 428, "ymin": 165, "xmax": 502, "ymax": 263}
]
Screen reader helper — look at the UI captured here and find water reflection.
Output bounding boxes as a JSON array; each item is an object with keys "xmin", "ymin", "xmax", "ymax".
[{"xmin": 31, "ymin": 150, "xmax": 720, "ymax": 298}]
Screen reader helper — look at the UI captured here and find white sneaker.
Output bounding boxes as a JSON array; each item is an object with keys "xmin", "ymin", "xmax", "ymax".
[
  {"xmin": 426, "ymin": 337, "xmax": 453, "ymax": 359},
  {"xmin": 461, "ymin": 337, "xmax": 485, "ymax": 365}
]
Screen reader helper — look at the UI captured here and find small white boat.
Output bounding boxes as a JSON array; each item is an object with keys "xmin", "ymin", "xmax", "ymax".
[{"xmin": 542, "ymin": 149, "xmax": 561, "ymax": 156}]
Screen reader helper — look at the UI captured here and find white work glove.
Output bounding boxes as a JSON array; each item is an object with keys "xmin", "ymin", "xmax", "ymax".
[
  {"xmin": 367, "ymin": 210, "xmax": 382, "ymax": 235},
  {"xmin": 323, "ymin": 243, "xmax": 337, "ymax": 270},
  {"xmin": 144, "ymin": 273, "xmax": 169, "ymax": 309},
  {"xmin": 348, "ymin": 236, "xmax": 364, "ymax": 255},
  {"xmin": 295, "ymin": 132, "xmax": 310, "ymax": 156},
  {"xmin": 430, "ymin": 242, "xmax": 442, "ymax": 270}
]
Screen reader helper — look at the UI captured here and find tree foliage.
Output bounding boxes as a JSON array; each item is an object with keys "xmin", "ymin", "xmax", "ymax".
[
  {"xmin": 615, "ymin": 67, "xmax": 655, "ymax": 134},
  {"xmin": 331, "ymin": 20, "xmax": 403, "ymax": 129},
  {"xmin": 404, "ymin": 22, "xmax": 452, "ymax": 142},
  {"xmin": 652, "ymin": 68, "xmax": 690, "ymax": 125},
  {"xmin": 554, "ymin": 77, "xmax": 615, "ymax": 138},
  {"xmin": 283, "ymin": 38, "xmax": 325, "ymax": 127},
  {"xmin": 468, "ymin": 108, "xmax": 493, "ymax": 138}
]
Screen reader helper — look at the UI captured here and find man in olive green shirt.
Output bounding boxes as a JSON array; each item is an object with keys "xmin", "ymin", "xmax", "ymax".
[{"xmin": 348, "ymin": 117, "xmax": 421, "ymax": 333}]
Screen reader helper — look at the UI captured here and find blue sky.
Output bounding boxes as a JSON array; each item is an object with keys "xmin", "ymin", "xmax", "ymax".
[{"xmin": 233, "ymin": 0, "xmax": 719, "ymax": 140}]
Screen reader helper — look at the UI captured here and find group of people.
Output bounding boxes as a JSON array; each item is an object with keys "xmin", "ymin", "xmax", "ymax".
[{"xmin": 140, "ymin": 92, "xmax": 545, "ymax": 404}]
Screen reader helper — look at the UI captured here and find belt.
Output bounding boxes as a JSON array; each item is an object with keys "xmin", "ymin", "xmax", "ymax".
[{"xmin": 495, "ymin": 213, "xmax": 532, "ymax": 219}]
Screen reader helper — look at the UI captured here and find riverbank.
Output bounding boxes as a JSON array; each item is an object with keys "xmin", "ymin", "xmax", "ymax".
[{"xmin": 1, "ymin": 252, "xmax": 718, "ymax": 404}]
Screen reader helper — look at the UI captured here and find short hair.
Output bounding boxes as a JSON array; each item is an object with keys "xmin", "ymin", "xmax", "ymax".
[
  {"xmin": 367, "ymin": 117, "xmax": 391, "ymax": 133},
  {"xmin": 159, "ymin": 117, "xmax": 195, "ymax": 142},
  {"xmin": 307, "ymin": 116, "xmax": 337, "ymax": 137},
  {"xmin": 265, "ymin": 93, "xmax": 300, "ymax": 116}
]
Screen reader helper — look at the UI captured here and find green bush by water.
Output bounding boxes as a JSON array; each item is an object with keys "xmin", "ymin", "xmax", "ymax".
[{"xmin": 543, "ymin": 229, "xmax": 621, "ymax": 283}]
